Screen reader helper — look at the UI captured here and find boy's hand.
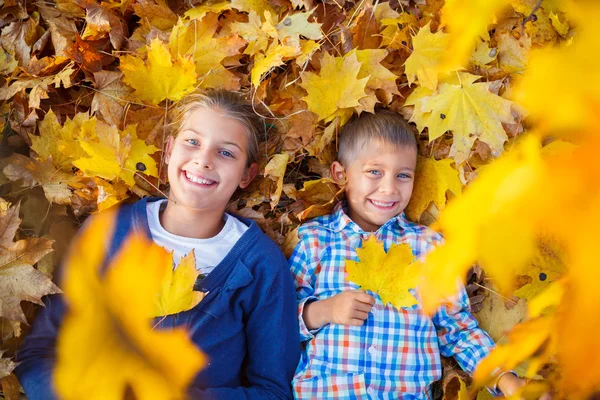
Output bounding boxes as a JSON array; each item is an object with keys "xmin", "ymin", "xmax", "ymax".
[
  {"xmin": 304, "ymin": 291, "xmax": 375, "ymax": 330},
  {"xmin": 497, "ymin": 373, "xmax": 552, "ymax": 399}
]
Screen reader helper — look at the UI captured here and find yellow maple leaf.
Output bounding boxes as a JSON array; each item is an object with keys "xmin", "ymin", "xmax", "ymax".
[
  {"xmin": 513, "ymin": 235, "xmax": 566, "ymax": 302},
  {"xmin": 120, "ymin": 38, "xmax": 197, "ymax": 105},
  {"xmin": 73, "ymin": 123, "xmax": 159, "ymax": 187},
  {"xmin": 30, "ymin": 110, "xmax": 87, "ymax": 170},
  {"xmin": 409, "ymin": 72, "xmax": 516, "ymax": 164},
  {"xmin": 549, "ymin": 12, "xmax": 569, "ymax": 37},
  {"xmin": 230, "ymin": 0, "xmax": 274, "ymax": 18},
  {"xmin": 184, "ymin": 0, "xmax": 232, "ymax": 21},
  {"xmin": 251, "ymin": 43, "xmax": 300, "ymax": 86},
  {"xmin": 55, "ymin": 208, "xmax": 206, "ymax": 400},
  {"xmin": 470, "ymin": 40, "xmax": 498, "ymax": 67},
  {"xmin": 513, "ymin": 2, "xmax": 600, "ymax": 133},
  {"xmin": 169, "ymin": 15, "xmax": 245, "ymax": 90},
  {"xmin": 229, "ymin": 11, "xmax": 277, "ymax": 55},
  {"xmin": 300, "ymin": 52, "xmax": 369, "ymax": 123},
  {"xmin": 352, "ymin": 48, "xmax": 399, "ymax": 108},
  {"xmin": 345, "ymin": 236, "xmax": 419, "ymax": 309},
  {"xmin": 404, "ymin": 22, "xmax": 451, "ymax": 90},
  {"xmin": 418, "ymin": 136, "xmax": 544, "ymax": 314},
  {"xmin": 152, "ymin": 251, "xmax": 206, "ymax": 318},
  {"xmin": 439, "ymin": 0, "xmax": 511, "ymax": 72},
  {"xmin": 406, "ymin": 157, "xmax": 462, "ymax": 223},
  {"xmin": 275, "ymin": 12, "xmax": 323, "ymax": 41}
]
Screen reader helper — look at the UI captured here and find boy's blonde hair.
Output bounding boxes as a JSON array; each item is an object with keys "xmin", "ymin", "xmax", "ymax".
[
  {"xmin": 168, "ymin": 90, "xmax": 262, "ymax": 166},
  {"xmin": 338, "ymin": 109, "xmax": 418, "ymax": 166}
]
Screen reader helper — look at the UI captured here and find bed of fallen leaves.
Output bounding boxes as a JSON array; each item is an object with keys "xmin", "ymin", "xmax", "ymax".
[{"xmin": 0, "ymin": 0, "xmax": 597, "ymax": 398}]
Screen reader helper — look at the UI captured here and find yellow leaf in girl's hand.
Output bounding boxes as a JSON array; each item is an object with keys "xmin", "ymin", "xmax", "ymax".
[
  {"xmin": 120, "ymin": 38, "xmax": 197, "ymax": 105},
  {"xmin": 152, "ymin": 251, "xmax": 206, "ymax": 317},
  {"xmin": 56, "ymin": 209, "xmax": 205, "ymax": 400},
  {"xmin": 345, "ymin": 236, "xmax": 419, "ymax": 309}
]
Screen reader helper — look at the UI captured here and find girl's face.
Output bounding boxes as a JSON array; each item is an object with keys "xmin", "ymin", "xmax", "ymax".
[{"xmin": 165, "ymin": 106, "xmax": 257, "ymax": 213}]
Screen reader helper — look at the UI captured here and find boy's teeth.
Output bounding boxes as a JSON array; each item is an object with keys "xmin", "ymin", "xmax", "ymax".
[
  {"xmin": 185, "ymin": 171, "xmax": 215, "ymax": 185},
  {"xmin": 371, "ymin": 200, "xmax": 394, "ymax": 207}
]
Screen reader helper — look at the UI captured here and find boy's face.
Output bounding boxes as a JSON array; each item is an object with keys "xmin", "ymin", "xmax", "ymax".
[
  {"xmin": 332, "ymin": 140, "xmax": 417, "ymax": 232},
  {"xmin": 165, "ymin": 106, "xmax": 257, "ymax": 212}
]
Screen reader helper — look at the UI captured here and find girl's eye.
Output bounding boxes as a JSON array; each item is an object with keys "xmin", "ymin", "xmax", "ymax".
[
  {"xmin": 186, "ymin": 138, "xmax": 199, "ymax": 146},
  {"xmin": 220, "ymin": 150, "xmax": 234, "ymax": 158},
  {"xmin": 367, "ymin": 170, "xmax": 381, "ymax": 176}
]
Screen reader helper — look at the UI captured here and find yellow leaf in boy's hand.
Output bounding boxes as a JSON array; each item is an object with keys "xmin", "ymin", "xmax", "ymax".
[
  {"xmin": 55, "ymin": 209, "xmax": 205, "ymax": 400},
  {"xmin": 345, "ymin": 236, "xmax": 419, "ymax": 309},
  {"xmin": 300, "ymin": 52, "xmax": 369, "ymax": 123},
  {"xmin": 152, "ymin": 251, "xmax": 206, "ymax": 317},
  {"xmin": 120, "ymin": 38, "xmax": 197, "ymax": 105},
  {"xmin": 406, "ymin": 157, "xmax": 462, "ymax": 223}
]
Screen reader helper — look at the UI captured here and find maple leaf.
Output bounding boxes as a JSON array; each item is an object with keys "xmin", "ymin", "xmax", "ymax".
[
  {"xmin": 230, "ymin": 0, "xmax": 275, "ymax": 18},
  {"xmin": 345, "ymin": 236, "xmax": 419, "ymax": 309},
  {"xmin": 0, "ymin": 350, "xmax": 17, "ymax": 380},
  {"xmin": 73, "ymin": 121, "xmax": 160, "ymax": 187},
  {"xmin": 55, "ymin": 208, "xmax": 206, "ymax": 400},
  {"xmin": 0, "ymin": 203, "xmax": 60, "ymax": 323},
  {"xmin": 404, "ymin": 22, "xmax": 451, "ymax": 90},
  {"xmin": 418, "ymin": 136, "xmax": 545, "ymax": 314},
  {"xmin": 229, "ymin": 11, "xmax": 277, "ymax": 55},
  {"xmin": 264, "ymin": 153, "xmax": 290, "ymax": 209},
  {"xmin": 120, "ymin": 38, "xmax": 197, "ymax": 105},
  {"xmin": 407, "ymin": 72, "xmax": 516, "ymax": 164},
  {"xmin": 169, "ymin": 15, "xmax": 245, "ymax": 90},
  {"xmin": 405, "ymin": 157, "xmax": 462, "ymax": 223},
  {"xmin": 275, "ymin": 12, "xmax": 323, "ymax": 41},
  {"xmin": 152, "ymin": 251, "xmax": 206, "ymax": 318},
  {"xmin": 496, "ymin": 31, "xmax": 531, "ymax": 74},
  {"xmin": 300, "ymin": 52, "xmax": 369, "ymax": 123},
  {"xmin": 439, "ymin": 0, "xmax": 511, "ymax": 72},
  {"xmin": 30, "ymin": 109, "xmax": 84, "ymax": 169},
  {"xmin": 185, "ymin": 1, "xmax": 232, "ymax": 21},
  {"xmin": 251, "ymin": 44, "xmax": 300, "ymax": 86}
]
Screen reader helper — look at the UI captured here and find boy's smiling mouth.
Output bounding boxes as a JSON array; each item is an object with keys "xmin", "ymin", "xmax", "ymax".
[
  {"xmin": 184, "ymin": 170, "xmax": 218, "ymax": 186},
  {"xmin": 368, "ymin": 199, "xmax": 397, "ymax": 209}
]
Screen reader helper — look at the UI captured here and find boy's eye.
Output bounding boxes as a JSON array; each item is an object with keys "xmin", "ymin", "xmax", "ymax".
[
  {"xmin": 367, "ymin": 170, "xmax": 381, "ymax": 176},
  {"xmin": 397, "ymin": 173, "xmax": 412, "ymax": 180},
  {"xmin": 220, "ymin": 150, "xmax": 235, "ymax": 158}
]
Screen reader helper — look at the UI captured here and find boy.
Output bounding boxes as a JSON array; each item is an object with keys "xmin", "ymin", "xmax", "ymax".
[{"xmin": 289, "ymin": 110, "xmax": 525, "ymax": 399}]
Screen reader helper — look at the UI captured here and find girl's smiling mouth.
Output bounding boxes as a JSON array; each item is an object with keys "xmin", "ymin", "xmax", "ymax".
[{"xmin": 184, "ymin": 171, "xmax": 218, "ymax": 186}]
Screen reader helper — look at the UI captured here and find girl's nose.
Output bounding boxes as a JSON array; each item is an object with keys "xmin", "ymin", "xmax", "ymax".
[{"xmin": 194, "ymin": 149, "xmax": 214, "ymax": 170}]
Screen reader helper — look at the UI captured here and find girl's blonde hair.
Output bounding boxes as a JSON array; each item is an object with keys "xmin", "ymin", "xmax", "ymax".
[{"xmin": 168, "ymin": 90, "xmax": 262, "ymax": 166}]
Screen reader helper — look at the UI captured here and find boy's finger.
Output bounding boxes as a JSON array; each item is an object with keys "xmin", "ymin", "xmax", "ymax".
[
  {"xmin": 348, "ymin": 318, "xmax": 365, "ymax": 326},
  {"xmin": 354, "ymin": 292, "xmax": 376, "ymax": 305},
  {"xmin": 352, "ymin": 310, "xmax": 369, "ymax": 320},
  {"xmin": 354, "ymin": 302, "xmax": 373, "ymax": 313}
]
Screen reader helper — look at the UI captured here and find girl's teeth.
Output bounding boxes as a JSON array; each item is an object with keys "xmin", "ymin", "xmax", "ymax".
[{"xmin": 185, "ymin": 172, "xmax": 214, "ymax": 184}]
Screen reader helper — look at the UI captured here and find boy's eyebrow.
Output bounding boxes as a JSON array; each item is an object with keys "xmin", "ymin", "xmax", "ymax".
[
  {"xmin": 182, "ymin": 128, "xmax": 243, "ymax": 151},
  {"xmin": 364, "ymin": 162, "xmax": 415, "ymax": 171}
]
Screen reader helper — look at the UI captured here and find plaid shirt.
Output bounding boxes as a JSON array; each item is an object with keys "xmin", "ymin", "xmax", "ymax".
[{"xmin": 289, "ymin": 203, "xmax": 497, "ymax": 400}]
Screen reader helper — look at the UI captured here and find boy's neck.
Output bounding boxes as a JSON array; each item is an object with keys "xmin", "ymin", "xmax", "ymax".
[{"xmin": 160, "ymin": 200, "xmax": 226, "ymax": 239}]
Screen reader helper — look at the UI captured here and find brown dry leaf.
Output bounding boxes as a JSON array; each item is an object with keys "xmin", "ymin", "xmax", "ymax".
[
  {"xmin": 91, "ymin": 71, "xmax": 132, "ymax": 126},
  {"xmin": 0, "ymin": 351, "xmax": 17, "ymax": 379},
  {"xmin": 132, "ymin": 0, "xmax": 178, "ymax": 30},
  {"xmin": 0, "ymin": 18, "xmax": 42, "ymax": 66},
  {"xmin": 67, "ymin": 35, "xmax": 113, "ymax": 72},
  {"xmin": 0, "ymin": 203, "xmax": 60, "ymax": 323},
  {"xmin": 0, "ymin": 373, "xmax": 21, "ymax": 400}
]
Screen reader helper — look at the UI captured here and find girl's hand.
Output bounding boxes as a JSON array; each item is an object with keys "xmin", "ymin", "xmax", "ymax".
[{"xmin": 303, "ymin": 291, "xmax": 375, "ymax": 330}]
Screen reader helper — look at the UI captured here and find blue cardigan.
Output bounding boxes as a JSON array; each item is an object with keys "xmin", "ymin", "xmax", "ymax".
[{"xmin": 15, "ymin": 197, "xmax": 300, "ymax": 399}]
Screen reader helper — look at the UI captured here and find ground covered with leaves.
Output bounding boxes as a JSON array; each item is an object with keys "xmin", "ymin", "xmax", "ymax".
[{"xmin": 1, "ymin": 0, "xmax": 599, "ymax": 398}]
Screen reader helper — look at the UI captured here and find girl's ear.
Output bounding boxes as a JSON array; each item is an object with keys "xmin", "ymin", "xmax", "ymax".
[
  {"xmin": 331, "ymin": 161, "xmax": 346, "ymax": 186},
  {"xmin": 164, "ymin": 136, "xmax": 175, "ymax": 164},
  {"xmin": 239, "ymin": 162, "xmax": 259, "ymax": 189}
]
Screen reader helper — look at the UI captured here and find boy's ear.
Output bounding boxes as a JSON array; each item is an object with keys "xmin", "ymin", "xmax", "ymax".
[
  {"xmin": 239, "ymin": 162, "xmax": 259, "ymax": 189},
  {"xmin": 164, "ymin": 136, "xmax": 175, "ymax": 164},
  {"xmin": 331, "ymin": 161, "xmax": 346, "ymax": 186}
]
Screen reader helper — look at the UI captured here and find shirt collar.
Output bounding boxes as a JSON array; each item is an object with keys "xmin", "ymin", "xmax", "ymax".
[{"xmin": 328, "ymin": 202, "xmax": 411, "ymax": 234}]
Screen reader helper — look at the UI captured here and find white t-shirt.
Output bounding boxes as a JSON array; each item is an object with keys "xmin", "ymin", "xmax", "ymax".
[{"xmin": 146, "ymin": 199, "xmax": 248, "ymax": 276}]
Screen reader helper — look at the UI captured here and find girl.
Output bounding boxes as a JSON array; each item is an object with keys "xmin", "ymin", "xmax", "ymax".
[{"xmin": 15, "ymin": 91, "xmax": 300, "ymax": 399}]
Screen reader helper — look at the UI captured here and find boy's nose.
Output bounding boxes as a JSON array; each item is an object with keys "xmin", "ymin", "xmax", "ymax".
[{"xmin": 379, "ymin": 177, "xmax": 398, "ymax": 194}]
